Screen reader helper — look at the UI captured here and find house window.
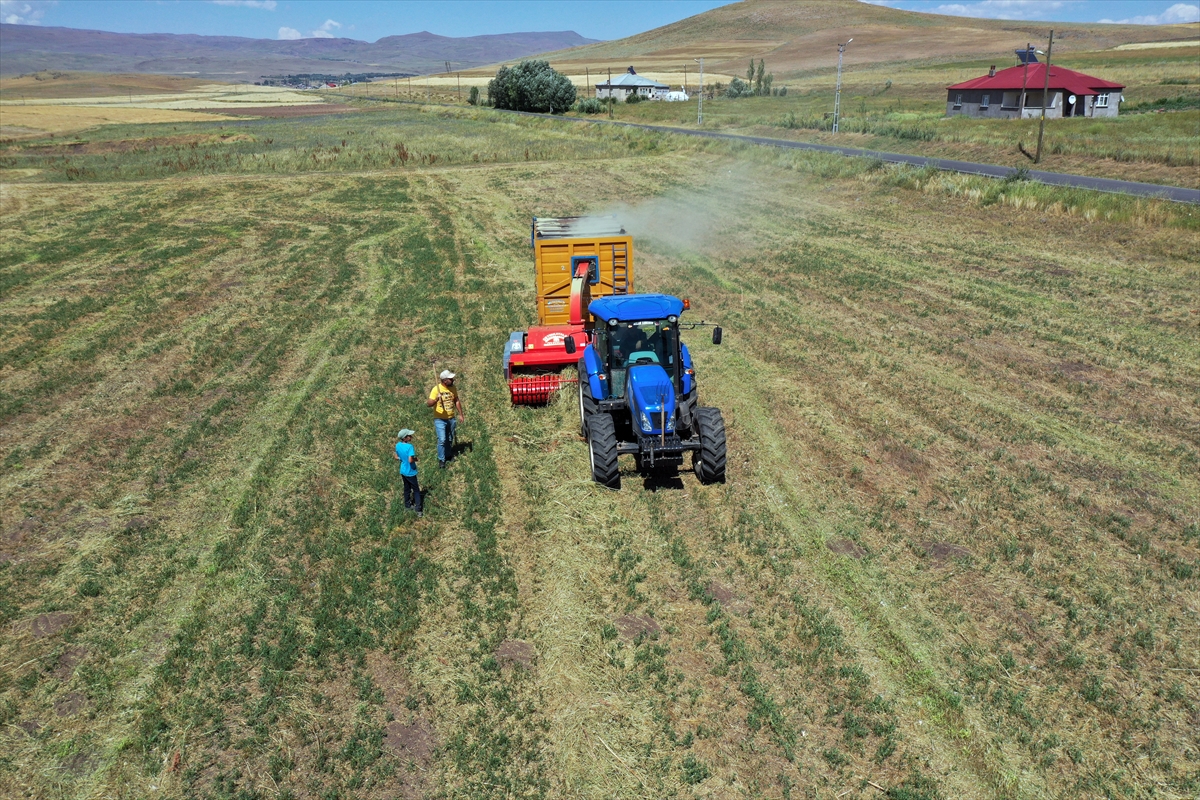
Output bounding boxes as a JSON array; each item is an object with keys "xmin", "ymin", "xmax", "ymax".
[
  {"xmin": 981, "ymin": 94, "xmax": 990, "ymax": 109},
  {"xmin": 1096, "ymin": 92, "xmax": 1110, "ymax": 108},
  {"xmin": 953, "ymin": 94, "xmax": 962, "ymax": 108}
]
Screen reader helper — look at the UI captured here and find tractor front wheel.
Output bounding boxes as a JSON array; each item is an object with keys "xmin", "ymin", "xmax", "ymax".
[
  {"xmin": 693, "ymin": 407, "xmax": 727, "ymax": 484},
  {"xmin": 587, "ymin": 413, "xmax": 620, "ymax": 489},
  {"xmin": 578, "ymin": 360, "xmax": 598, "ymax": 436}
]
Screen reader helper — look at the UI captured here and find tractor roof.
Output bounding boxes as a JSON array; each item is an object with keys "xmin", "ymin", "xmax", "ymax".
[{"xmin": 589, "ymin": 294, "xmax": 684, "ymax": 322}]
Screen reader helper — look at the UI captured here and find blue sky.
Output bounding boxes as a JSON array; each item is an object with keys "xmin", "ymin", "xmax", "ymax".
[{"xmin": 0, "ymin": 0, "xmax": 1197, "ymax": 40}]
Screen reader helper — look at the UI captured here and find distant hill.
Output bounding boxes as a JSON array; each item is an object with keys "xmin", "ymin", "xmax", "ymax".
[
  {"xmin": 533, "ymin": 0, "xmax": 1198, "ymax": 77},
  {"xmin": 0, "ymin": 25, "xmax": 599, "ymax": 80}
]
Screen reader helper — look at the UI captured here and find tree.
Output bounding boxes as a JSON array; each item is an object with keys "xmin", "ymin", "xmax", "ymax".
[
  {"xmin": 747, "ymin": 60, "xmax": 755, "ymax": 83},
  {"xmin": 487, "ymin": 60, "xmax": 577, "ymax": 114},
  {"xmin": 754, "ymin": 59, "xmax": 765, "ymax": 95},
  {"xmin": 725, "ymin": 78, "xmax": 752, "ymax": 98},
  {"xmin": 468, "ymin": 86, "xmax": 480, "ymax": 106}
]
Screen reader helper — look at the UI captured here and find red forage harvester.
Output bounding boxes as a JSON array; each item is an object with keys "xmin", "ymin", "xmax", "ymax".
[{"xmin": 503, "ymin": 216, "xmax": 634, "ymax": 405}]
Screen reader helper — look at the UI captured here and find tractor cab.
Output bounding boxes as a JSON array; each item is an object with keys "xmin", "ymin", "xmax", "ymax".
[{"xmin": 568, "ymin": 294, "xmax": 726, "ymax": 488}]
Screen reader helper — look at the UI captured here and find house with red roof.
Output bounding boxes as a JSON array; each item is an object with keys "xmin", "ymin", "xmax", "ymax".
[{"xmin": 946, "ymin": 58, "xmax": 1124, "ymax": 120}]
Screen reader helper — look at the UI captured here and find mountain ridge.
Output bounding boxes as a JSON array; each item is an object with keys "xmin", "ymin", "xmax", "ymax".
[{"xmin": 0, "ymin": 24, "xmax": 600, "ymax": 79}]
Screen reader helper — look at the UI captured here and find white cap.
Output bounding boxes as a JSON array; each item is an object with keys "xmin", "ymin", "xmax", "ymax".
[
  {"xmin": 439, "ymin": 370, "xmax": 456, "ymax": 380},
  {"xmin": 397, "ymin": 429, "xmax": 415, "ymax": 439}
]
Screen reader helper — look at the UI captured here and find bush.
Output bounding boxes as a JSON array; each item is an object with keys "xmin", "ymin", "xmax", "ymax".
[
  {"xmin": 467, "ymin": 86, "xmax": 479, "ymax": 106},
  {"xmin": 725, "ymin": 78, "xmax": 752, "ymax": 99},
  {"xmin": 575, "ymin": 97, "xmax": 604, "ymax": 114},
  {"xmin": 625, "ymin": 92, "xmax": 644, "ymax": 104},
  {"xmin": 487, "ymin": 60, "xmax": 577, "ymax": 114}
]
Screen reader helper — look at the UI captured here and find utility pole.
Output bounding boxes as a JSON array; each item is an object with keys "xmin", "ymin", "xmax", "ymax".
[
  {"xmin": 1018, "ymin": 42, "xmax": 1033, "ymax": 117},
  {"xmin": 585, "ymin": 66, "xmax": 590, "ymax": 97},
  {"xmin": 1034, "ymin": 30, "xmax": 1054, "ymax": 164},
  {"xmin": 457, "ymin": 72, "xmax": 461, "ymax": 100},
  {"xmin": 683, "ymin": 64, "xmax": 688, "ymax": 94},
  {"xmin": 608, "ymin": 67, "xmax": 613, "ymax": 118},
  {"xmin": 833, "ymin": 38, "xmax": 852, "ymax": 133},
  {"xmin": 694, "ymin": 58, "xmax": 704, "ymax": 125}
]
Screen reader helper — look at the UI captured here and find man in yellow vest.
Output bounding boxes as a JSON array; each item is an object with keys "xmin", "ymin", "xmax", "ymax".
[{"xmin": 427, "ymin": 369, "xmax": 464, "ymax": 467}]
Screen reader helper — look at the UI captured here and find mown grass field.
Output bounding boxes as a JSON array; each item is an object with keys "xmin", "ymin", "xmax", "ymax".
[{"xmin": 1, "ymin": 103, "xmax": 1197, "ymax": 800}]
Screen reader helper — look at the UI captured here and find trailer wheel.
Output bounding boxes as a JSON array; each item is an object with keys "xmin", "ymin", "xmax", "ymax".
[
  {"xmin": 578, "ymin": 359, "xmax": 598, "ymax": 436},
  {"xmin": 693, "ymin": 407, "xmax": 727, "ymax": 484},
  {"xmin": 587, "ymin": 413, "xmax": 621, "ymax": 489}
]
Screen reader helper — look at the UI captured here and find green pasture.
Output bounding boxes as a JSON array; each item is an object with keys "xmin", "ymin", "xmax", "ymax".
[{"xmin": 553, "ymin": 48, "xmax": 1200, "ymax": 188}]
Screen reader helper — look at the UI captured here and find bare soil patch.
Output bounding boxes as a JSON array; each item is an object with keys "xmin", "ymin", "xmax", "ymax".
[
  {"xmin": 920, "ymin": 541, "xmax": 972, "ymax": 563},
  {"xmin": 53, "ymin": 691, "xmax": 86, "ymax": 717},
  {"xmin": 1055, "ymin": 360, "xmax": 1098, "ymax": 381},
  {"xmin": 27, "ymin": 612, "xmax": 75, "ymax": 639},
  {"xmin": 879, "ymin": 438, "xmax": 928, "ymax": 475},
  {"xmin": 614, "ymin": 614, "xmax": 661, "ymax": 641},
  {"xmin": 384, "ymin": 718, "xmax": 435, "ymax": 762},
  {"xmin": 705, "ymin": 580, "xmax": 734, "ymax": 604},
  {"xmin": 52, "ymin": 646, "xmax": 88, "ymax": 680},
  {"xmin": 494, "ymin": 639, "xmax": 535, "ymax": 669},
  {"xmin": 827, "ymin": 539, "xmax": 866, "ymax": 559}
]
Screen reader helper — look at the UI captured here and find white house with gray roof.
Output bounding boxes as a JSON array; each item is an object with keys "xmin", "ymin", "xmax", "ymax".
[{"xmin": 595, "ymin": 68, "xmax": 669, "ymax": 101}]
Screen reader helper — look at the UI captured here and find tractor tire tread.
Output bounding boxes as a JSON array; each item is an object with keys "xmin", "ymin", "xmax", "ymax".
[
  {"xmin": 578, "ymin": 359, "xmax": 598, "ymax": 436},
  {"xmin": 694, "ymin": 406, "xmax": 727, "ymax": 484},
  {"xmin": 587, "ymin": 413, "xmax": 621, "ymax": 489}
]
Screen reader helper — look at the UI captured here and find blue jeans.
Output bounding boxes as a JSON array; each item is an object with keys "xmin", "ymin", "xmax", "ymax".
[
  {"xmin": 435, "ymin": 418, "xmax": 456, "ymax": 463},
  {"xmin": 402, "ymin": 474, "xmax": 423, "ymax": 512}
]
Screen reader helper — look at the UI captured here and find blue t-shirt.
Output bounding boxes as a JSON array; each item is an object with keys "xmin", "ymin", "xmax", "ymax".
[{"xmin": 395, "ymin": 441, "xmax": 418, "ymax": 477}]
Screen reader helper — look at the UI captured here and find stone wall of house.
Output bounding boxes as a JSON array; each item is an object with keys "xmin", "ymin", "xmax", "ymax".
[
  {"xmin": 946, "ymin": 89, "xmax": 1063, "ymax": 119},
  {"xmin": 945, "ymin": 88, "xmax": 1119, "ymax": 119}
]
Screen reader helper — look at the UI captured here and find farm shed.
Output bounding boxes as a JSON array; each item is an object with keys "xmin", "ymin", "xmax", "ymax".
[
  {"xmin": 946, "ymin": 62, "xmax": 1124, "ymax": 119},
  {"xmin": 595, "ymin": 68, "xmax": 669, "ymax": 101}
]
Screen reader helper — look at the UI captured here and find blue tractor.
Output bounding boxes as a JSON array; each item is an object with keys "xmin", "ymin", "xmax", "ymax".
[{"xmin": 565, "ymin": 294, "xmax": 726, "ymax": 489}]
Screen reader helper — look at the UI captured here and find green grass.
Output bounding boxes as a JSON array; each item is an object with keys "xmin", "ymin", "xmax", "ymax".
[
  {"xmin": 555, "ymin": 47, "xmax": 1200, "ymax": 189},
  {"xmin": 0, "ymin": 101, "xmax": 1196, "ymax": 800}
]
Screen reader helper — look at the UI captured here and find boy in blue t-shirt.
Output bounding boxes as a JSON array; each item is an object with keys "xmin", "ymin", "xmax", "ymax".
[{"xmin": 394, "ymin": 429, "xmax": 422, "ymax": 515}]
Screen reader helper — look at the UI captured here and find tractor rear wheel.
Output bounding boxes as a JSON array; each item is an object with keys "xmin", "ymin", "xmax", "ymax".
[
  {"xmin": 693, "ymin": 407, "xmax": 727, "ymax": 484},
  {"xmin": 587, "ymin": 413, "xmax": 620, "ymax": 489},
  {"xmin": 578, "ymin": 360, "xmax": 598, "ymax": 436}
]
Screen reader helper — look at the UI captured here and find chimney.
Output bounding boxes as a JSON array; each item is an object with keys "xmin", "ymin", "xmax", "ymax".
[{"xmin": 989, "ymin": 65, "xmax": 996, "ymax": 77}]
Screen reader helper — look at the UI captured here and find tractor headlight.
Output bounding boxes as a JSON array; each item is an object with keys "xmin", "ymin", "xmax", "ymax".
[
  {"xmin": 639, "ymin": 411, "xmax": 653, "ymax": 432},
  {"xmin": 666, "ymin": 414, "xmax": 675, "ymax": 432}
]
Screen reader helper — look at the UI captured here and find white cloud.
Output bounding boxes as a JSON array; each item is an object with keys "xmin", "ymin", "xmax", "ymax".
[
  {"xmin": 308, "ymin": 18, "xmax": 341, "ymax": 38},
  {"xmin": 0, "ymin": 0, "xmax": 51, "ymax": 25},
  {"xmin": 278, "ymin": 19, "xmax": 343, "ymax": 40},
  {"xmin": 1099, "ymin": 3, "xmax": 1200, "ymax": 24},
  {"xmin": 930, "ymin": 1, "xmax": 1071, "ymax": 21},
  {"xmin": 211, "ymin": 0, "xmax": 277, "ymax": 8}
]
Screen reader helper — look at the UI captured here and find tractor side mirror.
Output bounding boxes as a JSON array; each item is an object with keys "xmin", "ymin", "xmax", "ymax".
[
  {"xmin": 564, "ymin": 335, "xmax": 577, "ymax": 355},
  {"xmin": 712, "ymin": 327, "xmax": 723, "ymax": 345}
]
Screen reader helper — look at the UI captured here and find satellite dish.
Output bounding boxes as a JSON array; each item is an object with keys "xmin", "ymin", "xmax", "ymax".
[{"xmin": 1068, "ymin": 94, "xmax": 1076, "ymax": 104}]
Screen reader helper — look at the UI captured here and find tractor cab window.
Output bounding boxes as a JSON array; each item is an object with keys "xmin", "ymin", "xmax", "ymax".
[{"xmin": 607, "ymin": 320, "xmax": 678, "ymax": 397}]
